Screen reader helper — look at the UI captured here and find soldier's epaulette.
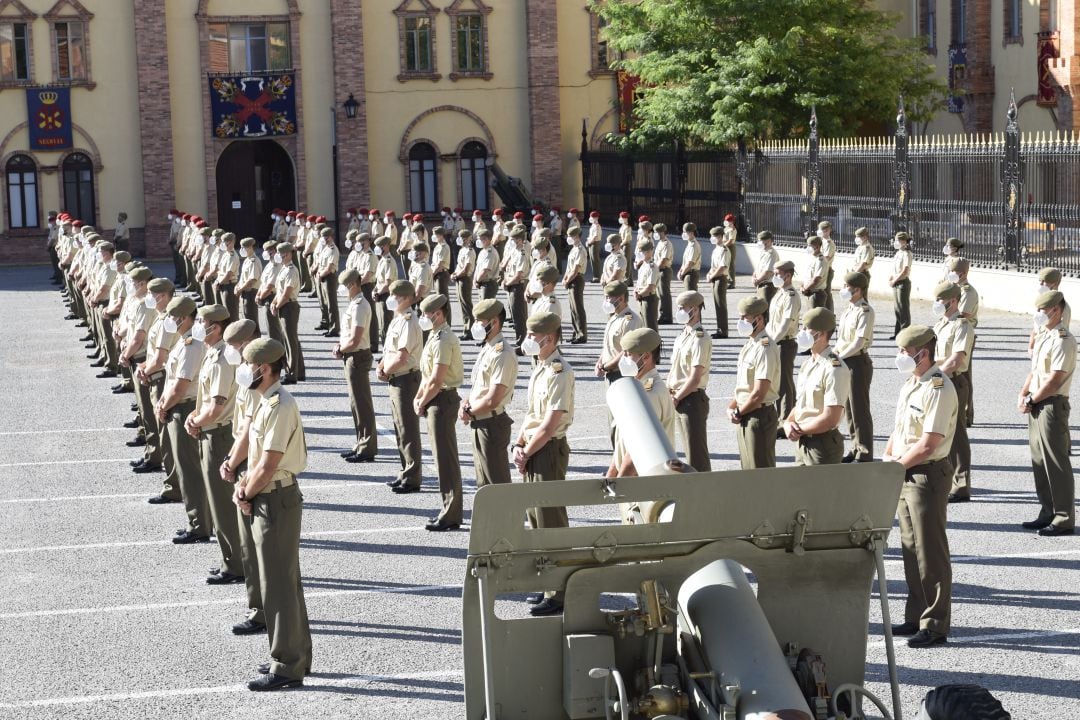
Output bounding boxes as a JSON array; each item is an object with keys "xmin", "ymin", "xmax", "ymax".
[
  {"xmin": 268, "ymin": 394, "xmax": 280, "ymax": 408},
  {"xmin": 494, "ymin": 342, "xmax": 504, "ymax": 352},
  {"xmin": 759, "ymin": 336, "xmax": 770, "ymax": 346},
  {"xmin": 644, "ymin": 378, "xmax": 655, "ymax": 391},
  {"xmin": 931, "ymin": 374, "xmax": 944, "ymax": 389},
  {"xmin": 551, "ymin": 361, "xmax": 564, "ymax": 373},
  {"xmin": 1060, "ymin": 327, "xmax": 1069, "ymax": 338},
  {"xmin": 830, "ymin": 354, "xmax": 841, "ymax": 367},
  {"xmin": 786, "ymin": 288, "xmax": 797, "ymax": 295},
  {"xmin": 184, "ymin": 337, "xmax": 193, "ymax": 346},
  {"xmin": 695, "ymin": 329, "xmax": 705, "ymax": 338}
]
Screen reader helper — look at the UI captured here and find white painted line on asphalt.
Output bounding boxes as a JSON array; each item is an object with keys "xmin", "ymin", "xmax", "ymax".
[
  {"xmin": 0, "ymin": 583, "xmax": 462, "ymax": 620},
  {"xmin": 0, "ymin": 458, "xmax": 132, "ymax": 468},
  {"xmin": 0, "ymin": 668, "xmax": 463, "ymax": 709},
  {"xmin": 881, "ymin": 549, "xmax": 1080, "ymax": 563},
  {"xmin": 0, "ymin": 483, "xmax": 358, "ymax": 504},
  {"xmin": 0, "ymin": 427, "xmax": 126, "ymax": 436},
  {"xmin": 867, "ymin": 626, "xmax": 1080, "ymax": 651}
]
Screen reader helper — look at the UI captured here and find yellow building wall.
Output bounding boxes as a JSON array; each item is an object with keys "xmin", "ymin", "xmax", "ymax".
[
  {"xmin": 297, "ymin": 0, "xmax": 333, "ymax": 216},
  {"xmin": 168, "ymin": 0, "xmax": 208, "ymax": 219}
]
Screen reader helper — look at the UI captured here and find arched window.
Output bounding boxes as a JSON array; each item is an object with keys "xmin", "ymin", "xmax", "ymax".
[
  {"xmin": 62, "ymin": 152, "xmax": 95, "ymax": 225},
  {"xmin": 5, "ymin": 154, "xmax": 39, "ymax": 229},
  {"xmin": 459, "ymin": 141, "xmax": 488, "ymax": 212},
  {"xmin": 408, "ymin": 142, "xmax": 437, "ymax": 214}
]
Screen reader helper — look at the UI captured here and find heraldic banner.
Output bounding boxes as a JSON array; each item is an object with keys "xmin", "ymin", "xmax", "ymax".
[
  {"xmin": 209, "ymin": 73, "xmax": 297, "ymax": 139},
  {"xmin": 26, "ymin": 87, "xmax": 73, "ymax": 150}
]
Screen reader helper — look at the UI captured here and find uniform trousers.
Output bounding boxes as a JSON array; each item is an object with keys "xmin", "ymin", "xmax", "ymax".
[
  {"xmin": 683, "ymin": 269, "xmax": 699, "ymax": 293},
  {"xmin": 479, "ymin": 279, "xmax": 499, "ymax": 301},
  {"xmin": 756, "ymin": 282, "xmax": 776, "ymax": 305},
  {"xmin": 508, "ymin": 283, "xmax": 527, "ymax": 346},
  {"xmin": 712, "ymin": 277, "xmax": 728, "ymax": 337},
  {"xmin": 150, "ymin": 378, "xmax": 181, "ymax": 500},
  {"xmin": 388, "ymin": 370, "xmax": 423, "ymax": 488},
  {"xmin": 639, "ymin": 294, "xmax": 659, "ymax": 334},
  {"xmin": 456, "ymin": 278, "xmax": 474, "ymax": 330},
  {"xmin": 200, "ymin": 424, "xmax": 243, "ymax": 577},
  {"xmin": 568, "ymin": 276, "xmax": 587, "ymax": 342},
  {"xmin": 898, "ymin": 457, "xmax": 953, "ymax": 634},
  {"xmin": 588, "ymin": 243, "xmax": 602, "ymax": 282},
  {"xmin": 675, "ymin": 390, "xmax": 711, "ymax": 472},
  {"xmin": 241, "ymin": 289, "xmax": 261, "ymax": 336},
  {"xmin": 344, "ymin": 350, "xmax": 377, "ymax": 457},
  {"xmin": 794, "ymin": 428, "xmax": 844, "ymax": 466},
  {"xmin": 435, "ymin": 270, "xmax": 450, "ymax": 299},
  {"xmin": 775, "ymin": 338, "xmax": 797, "ymax": 421},
  {"xmin": 252, "ymin": 482, "xmax": 312, "ymax": 680},
  {"xmin": 319, "ymin": 275, "xmax": 339, "ymax": 334},
  {"xmin": 133, "ymin": 360, "xmax": 161, "ymax": 466},
  {"xmin": 426, "ymin": 389, "xmax": 462, "ymax": 525},
  {"xmin": 824, "ymin": 267, "xmax": 835, "ymax": 312},
  {"xmin": 376, "ymin": 291, "xmax": 393, "ymax": 345},
  {"xmin": 237, "ymin": 489, "xmax": 265, "ymax": 626},
  {"xmin": 361, "ymin": 283, "xmax": 379, "ymax": 354},
  {"xmin": 263, "ymin": 295, "xmax": 283, "ymax": 344},
  {"xmin": 659, "ymin": 267, "xmax": 673, "ymax": 323},
  {"xmin": 170, "ymin": 242, "xmax": 187, "ymax": 285},
  {"xmin": 844, "ymin": 352, "xmax": 875, "ymax": 461},
  {"xmin": 217, "ymin": 282, "xmax": 239, "ymax": 323},
  {"xmin": 525, "ymin": 436, "xmax": 570, "ymax": 602},
  {"xmin": 1028, "ymin": 395, "xmax": 1076, "ymax": 528},
  {"xmin": 277, "ymin": 301, "xmax": 306, "ymax": 381},
  {"xmin": 165, "ymin": 399, "xmax": 211, "ymax": 537},
  {"xmin": 736, "ymin": 404, "xmax": 778, "ymax": 469},
  {"xmin": 471, "ymin": 412, "xmax": 513, "ymax": 487},
  {"xmin": 947, "ymin": 371, "xmax": 972, "ymax": 498},
  {"xmin": 893, "ymin": 279, "xmax": 911, "ymax": 335}
]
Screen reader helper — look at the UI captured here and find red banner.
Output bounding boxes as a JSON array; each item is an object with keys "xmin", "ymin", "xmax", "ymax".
[
  {"xmin": 616, "ymin": 71, "xmax": 640, "ymax": 133},
  {"xmin": 1038, "ymin": 31, "xmax": 1059, "ymax": 107}
]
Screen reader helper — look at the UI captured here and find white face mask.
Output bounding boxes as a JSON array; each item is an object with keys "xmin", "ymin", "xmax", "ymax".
[
  {"xmin": 262, "ymin": 250, "xmax": 271, "ymax": 262},
  {"xmin": 602, "ymin": 299, "xmax": 616, "ymax": 315},
  {"xmin": 209, "ymin": 238, "xmax": 218, "ymax": 246},
  {"xmin": 191, "ymin": 322, "xmax": 207, "ymax": 342},
  {"xmin": 407, "ymin": 250, "xmax": 417, "ymax": 262},
  {"xmin": 895, "ymin": 352, "xmax": 917, "ymax": 374},
  {"xmin": 338, "ymin": 285, "xmax": 349, "ymax": 298},
  {"xmin": 736, "ymin": 318, "xmax": 754, "ymax": 337},
  {"xmin": 839, "ymin": 287, "xmax": 853, "ymax": 302},
  {"xmin": 816, "ymin": 229, "xmax": 824, "ymax": 238},
  {"xmin": 374, "ymin": 246, "xmax": 384, "ymax": 256},
  {"xmin": 675, "ymin": 308, "xmax": 691, "ymax": 325},
  {"xmin": 796, "ymin": 328, "xmax": 815, "ymax": 351},
  {"xmin": 567, "ymin": 212, "xmax": 573, "ymax": 219},
  {"xmin": 418, "ymin": 315, "xmax": 434, "ymax": 331},
  {"xmin": 471, "ymin": 321, "xmax": 489, "ymax": 342},
  {"xmin": 1033, "ymin": 309, "xmax": 1050, "ymax": 328},
  {"xmin": 855, "ymin": 237, "xmax": 865, "ymax": 246},
  {"xmin": 168, "ymin": 215, "xmax": 174, "ymax": 221},
  {"xmin": 344, "ymin": 240, "xmax": 353, "ymax": 250},
  {"xmin": 683, "ymin": 233, "xmax": 692, "ymax": 242},
  {"xmin": 124, "ymin": 278, "xmax": 135, "ymax": 293},
  {"xmin": 805, "ymin": 246, "xmax": 815, "ymax": 255},
  {"xmin": 635, "ymin": 251, "xmax": 645, "ymax": 263},
  {"xmin": 618, "ymin": 354, "xmax": 640, "ymax": 378},
  {"xmin": 653, "ymin": 231, "xmax": 660, "ymax": 242},
  {"xmin": 273, "ymin": 253, "xmax": 284, "ymax": 265},
  {"xmin": 932, "ymin": 300, "xmax": 947, "ymax": 318},
  {"xmin": 224, "ymin": 345, "xmax": 243, "ymax": 366},
  {"xmin": 710, "ymin": 237, "xmax": 720, "ymax": 246},
  {"xmin": 772, "ymin": 275, "xmax": 785, "ymax": 288},
  {"xmin": 947, "ymin": 271, "xmax": 960, "ymax": 284},
  {"xmin": 144, "ymin": 295, "xmax": 157, "ymax": 310},
  {"xmin": 109, "ymin": 260, "xmax": 118, "ymax": 271},
  {"xmin": 1038, "ymin": 283, "xmax": 1051, "ymax": 294},
  {"xmin": 568, "ymin": 236, "xmax": 578, "ymax": 245},
  {"xmin": 532, "ymin": 249, "xmax": 541, "ymax": 260},
  {"xmin": 604, "ymin": 242, "xmax": 613, "ymax": 254},
  {"xmin": 520, "ymin": 336, "xmax": 542, "ymax": 356},
  {"xmin": 942, "ymin": 245, "xmax": 952, "ymax": 256},
  {"xmin": 590, "ymin": 218, "xmax": 599, "ymax": 225},
  {"xmin": 386, "ymin": 296, "xmax": 399, "ymax": 312},
  {"xmin": 893, "ymin": 240, "xmax": 903, "ymax": 251},
  {"xmin": 528, "ymin": 279, "xmax": 544, "ymax": 295},
  {"xmin": 550, "ymin": 211, "xmax": 556, "ymax": 217},
  {"xmin": 456, "ymin": 238, "xmax": 464, "ymax": 247},
  {"xmin": 164, "ymin": 317, "xmax": 179, "ymax": 334},
  {"xmin": 235, "ymin": 363, "xmax": 254, "ymax": 388},
  {"xmin": 755, "ymin": 241, "xmax": 764, "ymax": 250}
]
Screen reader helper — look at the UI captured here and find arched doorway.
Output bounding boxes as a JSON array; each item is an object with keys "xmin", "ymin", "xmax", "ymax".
[{"xmin": 216, "ymin": 139, "xmax": 295, "ymax": 241}]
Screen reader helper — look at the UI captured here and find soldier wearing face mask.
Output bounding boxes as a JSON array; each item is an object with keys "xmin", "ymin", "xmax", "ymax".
[
  {"xmin": 1029, "ymin": 268, "xmax": 1071, "ymax": 357},
  {"xmin": 889, "ymin": 231, "xmax": 913, "ymax": 338},
  {"xmin": 138, "ymin": 279, "xmax": 180, "ymax": 488},
  {"xmin": 930, "ymin": 282, "xmax": 974, "ymax": 503},
  {"xmin": 678, "ymin": 222, "xmax": 701, "ymax": 292},
  {"xmin": 502, "ymin": 227, "xmax": 531, "ymax": 350},
  {"xmin": 120, "ymin": 267, "xmax": 156, "ymax": 462},
  {"xmin": 586, "ymin": 211, "xmax": 602, "ymax": 283},
  {"xmin": 722, "ymin": 214, "xmax": 738, "ymax": 290},
  {"xmin": 563, "ymin": 226, "xmax": 589, "ymax": 344},
  {"xmin": 461, "ymin": 299, "xmax": 517, "ymax": 487},
  {"xmin": 600, "ymin": 234, "xmax": 626, "ymax": 286},
  {"xmin": 705, "ymin": 226, "xmax": 730, "ymax": 339},
  {"xmin": 452, "ymin": 229, "xmax": 476, "ymax": 338},
  {"xmin": 548, "ymin": 206, "xmax": 565, "ymax": 271},
  {"xmin": 940, "ymin": 237, "xmax": 963, "ymax": 281},
  {"xmin": 851, "ymin": 227, "xmax": 875, "ymax": 284},
  {"xmin": 270, "ymin": 243, "xmax": 305, "ymax": 383},
  {"xmin": 817, "ymin": 221, "xmax": 836, "ymax": 312},
  {"xmin": 835, "ymin": 272, "xmax": 875, "ymax": 463},
  {"xmin": 530, "ymin": 265, "xmax": 562, "ymax": 320},
  {"xmin": 751, "ymin": 230, "xmax": 780, "ymax": 304},
  {"xmin": 883, "ymin": 325, "xmax": 957, "ymax": 649},
  {"xmin": 315, "ymin": 227, "xmax": 341, "ymax": 338},
  {"xmin": 666, "ymin": 291, "xmax": 712, "ymax": 471},
  {"xmin": 377, "ymin": 280, "xmax": 424, "ymax": 494},
  {"xmin": 633, "ymin": 239, "xmax": 659, "ymax": 337},
  {"xmin": 766, "ymin": 260, "xmax": 800, "ymax": 427},
  {"xmin": 653, "ymin": 223, "xmax": 675, "ymax": 323},
  {"xmin": 609, "ymin": 328, "xmax": 675, "ymax": 480},
  {"xmin": 949, "ymin": 257, "xmax": 979, "ymax": 428},
  {"xmin": 168, "ymin": 209, "xmax": 186, "ymax": 286},
  {"xmin": 237, "ymin": 237, "xmax": 263, "ymax": 335},
  {"xmin": 373, "ymin": 236, "xmax": 399, "ymax": 345},
  {"xmin": 800, "ymin": 235, "xmax": 827, "ymax": 308},
  {"xmin": 729, "ymin": 296, "xmax": 780, "ymax": 469},
  {"xmin": 255, "ymin": 242, "xmax": 282, "ymax": 343},
  {"xmin": 783, "ymin": 308, "xmax": 850, "ymax": 465},
  {"xmin": 334, "ymin": 269, "xmax": 377, "ymax": 463},
  {"xmin": 473, "ymin": 229, "xmax": 499, "ymax": 302},
  {"xmin": 431, "ymin": 227, "xmax": 452, "ymax": 298}
]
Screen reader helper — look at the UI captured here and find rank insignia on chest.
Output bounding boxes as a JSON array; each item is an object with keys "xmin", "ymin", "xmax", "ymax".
[{"xmin": 644, "ymin": 378, "xmax": 655, "ymax": 391}]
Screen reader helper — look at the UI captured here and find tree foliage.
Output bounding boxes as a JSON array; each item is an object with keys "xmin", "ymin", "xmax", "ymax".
[{"xmin": 593, "ymin": 0, "xmax": 947, "ymax": 148}]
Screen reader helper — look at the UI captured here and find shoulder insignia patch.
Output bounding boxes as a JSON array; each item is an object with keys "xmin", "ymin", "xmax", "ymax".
[
  {"xmin": 268, "ymin": 394, "xmax": 281, "ymax": 408},
  {"xmin": 494, "ymin": 342, "xmax": 504, "ymax": 352},
  {"xmin": 551, "ymin": 362, "xmax": 564, "ymax": 373},
  {"xmin": 1060, "ymin": 328, "xmax": 1069, "ymax": 338},
  {"xmin": 759, "ymin": 336, "xmax": 770, "ymax": 346},
  {"xmin": 184, "ymin": 337, "xmax": 193, "ymax": 346},
  {"xmin": 830, "ymin": 355, "xmax": 842, "ymax": 367},
  {"xmin": 695, "ymin": 329, "xmax": 705, "ymax": 338},
  {"xmin": 644, "ymin": 378, "xmax": 655, "ymax": 391},
  {"xmin": 931, "ymin": 375, "xmax": 944, "ymax": 389}
]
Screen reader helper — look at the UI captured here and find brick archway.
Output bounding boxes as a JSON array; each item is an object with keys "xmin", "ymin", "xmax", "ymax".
[{"xmin": 397, "ymin": 105, "xmax": 496, "ymax": 162}]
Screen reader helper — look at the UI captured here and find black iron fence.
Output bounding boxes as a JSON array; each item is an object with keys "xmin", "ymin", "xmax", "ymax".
[{"xmin": 581, "ymin": 97, "xmax": 1080, "ymax": 276}]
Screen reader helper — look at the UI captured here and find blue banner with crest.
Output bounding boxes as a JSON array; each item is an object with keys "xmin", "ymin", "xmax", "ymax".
[
  {"xmin": 26, "ymin": 87, "xmax": 73, "ymax": 150},
  {"xmin": 209, "ymin": 73, "xmax": 297, "ymax": 139}
]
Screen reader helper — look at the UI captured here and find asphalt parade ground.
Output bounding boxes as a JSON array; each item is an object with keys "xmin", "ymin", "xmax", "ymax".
[{"xmin": 0, "ymin": 263, "xmax": 1077, "ymax": 719}]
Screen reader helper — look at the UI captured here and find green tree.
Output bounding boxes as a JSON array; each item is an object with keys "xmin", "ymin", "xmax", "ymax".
[{"xmin": 593, "ymin": 0, "xmax": 946, "ymax": 148}]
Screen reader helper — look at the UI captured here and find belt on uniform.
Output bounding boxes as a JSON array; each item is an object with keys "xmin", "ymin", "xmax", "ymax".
[
  {"xmin": 258, "ymin": 473, "xmax": 297, "ymax": 495},
  {"xmin": 779, "ymin": 337, "xmax": 797, "ymax": 344},
  {"xmin": 471, "ymin": 409, "xmax": 504, "ymax": 422},
  {"xmin": 147, "ymin": 371, "xmax": 166, "ymax": 383},
  {"xmin": 434, "ymin": 388, "xmax": 460, "ymax": 402},
  {"xmin": 1032, "ymin": 395, "xmax": 1067, "ymax": 407},
  {"xmin": 201, "ymin": 422, "xmax": 232, "ymax": 433},
  {"xmin": 168, "ymin": 399, "xmax": 196, "ymax": 415},
  {"xmin": 907, "ymin": 457, "xmax": 949, "ymax": 475},
  {"xmin": 342, "ymin": 348, "xmax": 372, "ymax": 357},
  {"xmin": 388, "ymin": 369, "xmax": 420, "ymax": 385}
]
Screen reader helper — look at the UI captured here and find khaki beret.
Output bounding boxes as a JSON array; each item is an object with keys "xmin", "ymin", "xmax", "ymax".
[
  {"xmin": 81, "ymin": 225, "xmax": 97, "ymax": 234},
  {"xmin": 277, "ymin": 242, "xmax": 295, "ymax": 254},
  {"xmin": 676, "ymin": 290, "xmax": 704, "ymax": 307},
  {"xmin": 346, "ymin": 229, "xmax": 360, "ymax": 242},
  {"xmin": 933, "ymin": 281, "xmax": 961, "ymax": 300},
  {"xmin": 473, "ymin": 298, "xmax": 504, "ymax": 320},
  {"xmin": 1036, "ymin": 290, "xmax": 1065, "ymax": 309},
  {"xmin": 114, "ymin": 250, "xmax": 131, "ymax": 263},
  {"xmin": 776, "ymin": 260, "xmax": 795, "ymax": 273},
  {"xmin": 199, "ymin": 227, "xmax": 213, "ymax": 237},
  {"xmin": 457, "ymin": 228, "xmax": 472, "ymax": 239},
  {"xmin": 844, "ymin": 271, "xmax": 868, "ymax": 290},
  {"xmin": 538, "ymin": 264, "xmax": 559, "ymax": 284},
  {"xmin": 531, "ymin": 237, "xmax": 550, "ymax": 250},
  {"xmin": 97, "ymin": 241, "xmax": 115, "ymax": 253},
  {"xmin": 539, "ymin": 228, "xmax": 552, "ymax": 239},
  {"xmin": 509, "ymin": 227, "xmax": 527, "ymax": 239},
  {"xmin": 1038, "ymin": 267, "xmax": 1062, "ymax": 284},
  {"xmin": 221, "ymin": 232, "xmax": 236, "ymax": 244},
  {"xmin": 212, "ymin": 228, "xmax": 225, "ymax": 237},
  {"xmin": 198, "ymin": 304, "xmax": 230, "ymax": 323},
  {"xmin": 117, "ymin": 212, "xmax": 128, "ymax": 221},
  {"xmin": 738, "ymin": 296, "xmax": 768, "ymax": 316},
  {"xmin": 240, "ymin": 236, "xmax": 256, "ymax": 248},
  {"xmin": 636, "ymin": 239, "xmax": 654, "ymax": 252},
  {"xmin": 606, "ymin": 233, "xmax": 622, "ymax": 246},
  {"xmin": 683, "ymin": 222, "xmax": 697, "ymax": 234},
  {"xmin": 566, "ymin": 226, "xmax": 581, "ymax": 237},
  {"xmin": 128, "ymin": 266, "xmax": 152, "ymax": 282},
  {"xmin": 411, "ymin": 222, "xmax": 425, "ymax": 233},
  {"xmin": 389, "ymin": 279, "xmax": 415, "ymax": 297},
  {"xmin": 638, "ymin": 220, "xmax": 653, "ymax": 231},
  {"xmin": 896, "ymin": 324, "xmax": 935, "ymax": 349},
  {"xmin": 148, "ymin": 278, "xmax": 175, "ymax": 294},
  {"xmin": 807, "ymin": 235, "xmax": 822, "ymax": 247},
  {"xmin": 946, "ymin": 237, "xmax": 964, "ymax": 249},
  {"xmin": 243, "ymin": 337, "xmax": 286, "ymax": 365},
  {"xmin": 339, "ymin": 268, "xmax": 360, "ymax": 286},
  {"xmin": 165, "ymin": 296, "xmax": 196, "ymax": 317},
  {"xmin": 358, "ymin": 232, "xmax": 373, "ymax": 244},
  {"xmin": 757, "ymin": 230, "xmax": 773, "ymax": 242},
  {"xmin": 709, "ymin": 226, "xmax": 724, "ymax": 236},
  {"xmin": 374, "ymin": 235, "xmax": 391, "ymax": 246},
  {"xmin": 818, "ymin": 220, "xmax": 833, "ymax": 230},
  {"xmin": 604, "ymin": 280, "xmax": 629, "ymax": 298},
  {"xmin": 432, "ymin": 226, "xmax": 446, "ymax": 237},
  {"xmin": 320, "ymin": 227, "xmax": 335, "ymax": 239},
  {"xmin": 894, "ymin": 231, "xmax": 911, "ymax": 243},
  {"xmin": 477, "ymin": 229, "xmax": 493, "ymax": 239},
  {"xmin": 264, "ymin": 241, "xmax": 278, "ymax": 251},
  {"xmin": 654, "ymin": 223, "xmax": 667, "ymax": 233},
  {"xmin": 419, "ymin": 294, "xmax": 448, "ymax": 314},
  {"xmin": 854, "ymin": 226, "xmax": 869, "ymax": 237},
  {"xmin": 802, "ymin": 307, "xmax": 836, "ymax": 333},
  {"xmin": 621, "ymin": 327, "xmax": 661, "ymax": 354},
  {"xmin": 412, "ymin": 242, "xmax": 429, "ymax": 254},
  {"xmin": 224, "ymin": 319, "xmax": 256, "ymax": 345},
  {"xmin": 526, "ymin": 311, "xmax": 561, "ymax": 335},
  {"xmin": 948, "ymin": 257, "xmax": 970, "ymax": 274}
]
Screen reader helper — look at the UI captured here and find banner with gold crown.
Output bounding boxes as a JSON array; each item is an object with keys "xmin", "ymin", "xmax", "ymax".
[{"xmin": 26, "ymin": 87, "xmax": 73, "ymax": 150}]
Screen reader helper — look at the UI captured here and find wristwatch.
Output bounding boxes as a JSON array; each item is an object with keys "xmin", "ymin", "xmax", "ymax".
[{"xmin": 1024, "ymin": 394, "xmax": 1035, "ymax": 408}]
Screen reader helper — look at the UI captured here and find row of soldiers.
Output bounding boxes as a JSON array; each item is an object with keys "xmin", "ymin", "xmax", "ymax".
[{"xmin": 52, "ymin": 215, "xmax": 313, "ymax": 691}]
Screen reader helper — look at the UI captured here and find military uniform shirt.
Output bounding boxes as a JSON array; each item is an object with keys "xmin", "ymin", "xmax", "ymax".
[
  {"xmin": 317, "ymin": 243, "xmax": 340, "ymax": 275},
  {"xmin": 1031, "ymin": 325, "xmax": 1077, "ymax": 397},
  {"xmin": 232, "ymin": 386, "xmax": 263, "ymax": 440},
  {"xmin": 432, "ymin": 242, "xmax": 451, "ymax": 273},
  {"xmin": 655, "ymin": 237, "xmax": 674, "ymax": 268},
  {"xmin": 735, "ymin": 333, "xmax": 780, "ymax": 405},
  {"xmin": 217, "ymin": 249, "xmax": 240, "ymax": 282},
  {"xmin": 469, "ymin": 332, "xmax": 517, "ymax": 415},
  {"xmin": 892, "ymin": 249, "xmax": 912, "ymax": 277},
  {"xmin": 890, "ymin": 365, "xmax": 957, "ymax": 461},
  {"xmin": 148, "ymin": 313, "xmax": 178, "ymax": 355},
  {"xmin": 853, "ymin": 243, "xmax": 875, "ymax": 273},
  {"xmin": 258, "ymin": 261, "xmax": 279, "ymax": 291},
  {"xmin": 602, "ymin": 251, "xmax": 626, "ymax": 281},
  {"xmin": 342, "ymin": 295, "xmax": 372, "ymax": 350},
  {"xmin": 356, "ymin": 249, "xmax": 376, "ymax": 281},
  {"xmin": 455, "ymin": 246, "xmax": 475, "ymax": 276},
  {"xmin": 274, "ymin": 264, "xmax": 300, "ymax": 300},
  {"xmin": 344, "ymin": 248, "xmax": 362, "ymax": 273},
  {"xmin": 408, "ymin": 261, "xmax": 433, "ymax": 296},
  {"xmin": 766, "ymin": 287, "xmax": 800, "ymax": 341},
  {"xmin": 682, "ymin": 240, "xmax": 701, "ymax": 272},
  {"xmin": 421, "ymin": 324, "xmax": 464, "ymax": 390},
  {"xmin": 567, "ymin": 243, "xmax": 587, "ymax": 275},
  {"xmin": 375, "ymin": 254, "xmax": 399, "ymax": 288},
  {"xmin": 521, "ymin": 351, "xmax": 575, "ymax": 441},
  {"xmin": 384, "ymin": 312, "xmax": 422, "ymax": 373},
  {"xmin": 475, "ymin": 247, "xmax": 499, "ymax": 282},
  {"xmin": 667, "ymin": 324, "xmax": 712, "ymax": 394},
  {"xmin": 248, "ymin": 381, "xmax": 308, "ymax": 490},
  {"xmin": 505, "ymin": 245, "xmax": 530, "ymax": 282},
  {"xmin": 791, "ymin": 350, "xmax": 851, "ymax": 425},
  {"xmin": 239, "ymin": 254, "xmax": 263, "ymax": 290},
  {"xmin": 805, "ymin": 253, "xmax": 827, "ymax": 290},
  {"xmin": 165, "ymin": 334, "xmax": 206, "ymax": 402},
  {"xmin": 602, "ymin": 308, "xmax": 643, "ymax": 364},
  {"xmin": 822, "ymin": 236, "xmax": 836, "ymax": 267},
  {"xmin": 933, "ymin": 315, "xmax": 975, "ymax": 375},
  {"xmin": 531, "ymin": 293, "xmax": 562, "ymax": 319},
  {"xmin": 196, "ymin": 341, "xmax": 238, "ymax": 428},
  {"xmin": 958, "ymin": 282, "xmax": 980, "ymax": 327},
  {"xmin": 836, "ymin": 300, "xmax": 875, "ymax": 358},
  {"xmin": 710, "ymin": 244, "xmax": 730, "ymax": 276},
  {"xmin": 614, "ymin": 368, "xmax": 676, "ymax": 468},
  {"xmin": 636, "ymin": 261, "xmax": 658, "ymax": 294},
  {"xmin": 755, "ymin": 247, "xmax": 779, "ymax": 278}
]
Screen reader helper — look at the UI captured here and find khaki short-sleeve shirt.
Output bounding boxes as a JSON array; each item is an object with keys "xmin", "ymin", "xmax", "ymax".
[
  {"xmin": 375, "ymin": 255, "xmax": 399, "ymax": 288},
  {"xmin": 342, "ymin": 295, "xmax": 372, "ymax": 350},
  {"xmin": 933, "ymin": 315, "xmax": 975, "ymax": 375},
  {"xmin": 682, "ymin": 240, "xmax": 701, "ymax": 271},
  {"xmin": 455, "ymin": 246, "xmax": 475, "ymax": 275},
  {"xmin": 603, "ymin": 252, "xmax": 626, "ymax": 281},
  {"xmin": 248, "ymin": 382, "xmax": 308, "ymax": 489},
  {"xmin": 567, "ymin": 244, "xmax": 587, "ymax": 276},
  {"xmin": 475, "ymin": 247, "xmax": 499, "ymax": 282},
  {"xmin": 259, "ymin": 262, "xmax": 279, "ymax": 290},
  {"xmin": 614, "ymin": 369, "xmax": 676, "ymax": 468},
  {"xmin": 667, "ymin": 324, "xmax": 711, "ymax": 393},
  {"xmin": 710, "ymin": 244, "xmax": 730, "ymax": 276},
  {"xmin": 531, "ymin": 293, "xmax": 562, "ymax": 319},
  {"xmin": 655, "ymin": 238, "xmax": 674, "ymax": 267},
  {"xmin": 735, "ymin": 333, "xmax": 780, "ymax": 405},
  {"xmin": 805, "ymin": 253, "xmax": 827, "ymax": 290},
  {"xmin": 636, "ymin": 261, "xmax": 657, "ymax": 293},
  {"xmin": 432, "ymin": 242, "xmax": 451, "ymax": 273},
  {"xmin": 791, "ymin": 350, "xmax": 851, "ymax": 425},
  {"xmin": 469, "ymin": 332, "xmax": 518, "ymax": 415},
  {"xmin": 853, "ymin": 243, "xmax": 875, "ymax": 272},
  {"xmin": 196, "ymin": 341, "xmax": 237, "ymax": 428},
  {"xmin": 356, "ymin": 250, "xmax": 375, "ymax": 281},
  {"xmin": 602, "ymin": 308, "xmax": 643, "ymax": 364},
  {"xmin": 890, "ymin": 365, "xmax": 957, "ymax": 461},
  {"xmin": 148, "ymin": 313, "xmax": 178, "ymax": 355},
  {"xmin": 239, "ymin": 255, "xmax": 263, "ymax": 289},
  {"xmin": 836, "ymin": 301, "xmax": 875, "ymax": 358},
  {"xmin": 274, "ymin": 264, "xmax": 301, "ymax": 298},
  {"xmin": 767, "ymin": 287, "xmax": 800, "ymax": 341},
  {"xmin": 756, "ymin": 247, "xmax": 779, "ymax": 277},
  {"xmin": 232, "ymin": 386, "xmax": 262, "ymax": 440},
  {"xmin": 958, "ymin": 283, "xmax": 980, "ymax": 327},
  {"xmin": 521, "ymin": 351, "xmax": 575, "ymax": 441},
  {"xmin": 421, "ymin": 324, "xmax": 464, "ymax": 389},
  {"xmin": 217, "ymin": 250, "xmax": 240, "ymax": 281},
  {"xmin": 408, "ymin": 261, "xmax": 433, "ymax": 296},
  {"xmin": 166, "ymin": 335, "xmax": 207, "ymax": 401},
  {"xmin": 1032, "ymin": 326, "xmax": 1077, "ymax": 397},
  {"xmin": 384, "ymin": 312, "xmax": 422, "ymax": 372},
  {"xmin": 892, "ymin": 249, "xmax": 912, "ymax": 276}
]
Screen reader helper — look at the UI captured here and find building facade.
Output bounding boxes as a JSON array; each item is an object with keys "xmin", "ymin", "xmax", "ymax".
[{"xmin": 0, "ymin": 0, "xmax": 621, "ymax": 264}]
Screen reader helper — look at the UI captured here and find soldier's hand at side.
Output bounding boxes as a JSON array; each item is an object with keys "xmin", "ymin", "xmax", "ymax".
[{"xmin": 220, "ymin": 461, "xmax": 235, "ymax": 483}]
